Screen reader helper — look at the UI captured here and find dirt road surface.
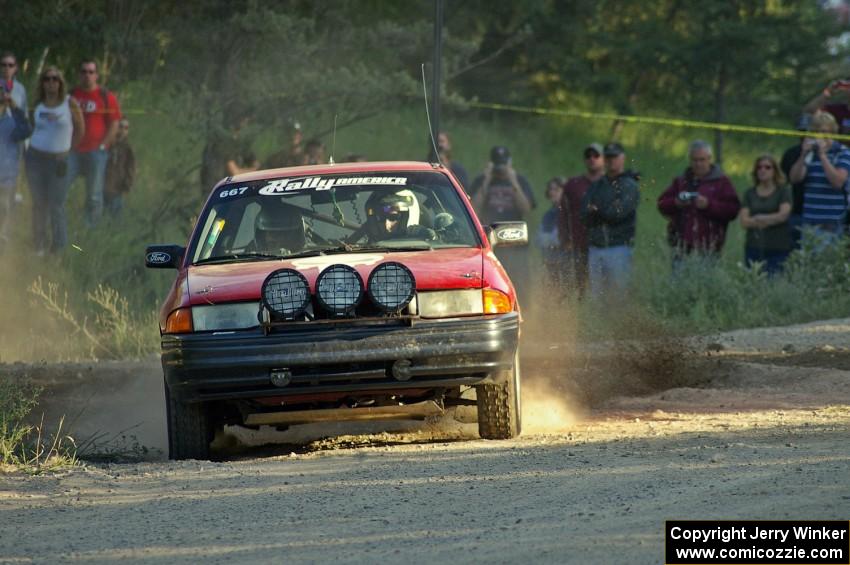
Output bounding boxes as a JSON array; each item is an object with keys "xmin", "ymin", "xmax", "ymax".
[{"xmin": 2, "ymin": 319, "xmax": 850, "ymax": 563}]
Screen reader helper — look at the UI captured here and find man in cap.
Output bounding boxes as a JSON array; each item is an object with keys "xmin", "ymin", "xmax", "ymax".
[
  {"xmin": 559, "ymin": 142, "xmax": 605, "ymax": 298},
  {"xmin": 580, "ymin": 142, "xmax": 640, "ymax": 298},
  {"xmin": 469, "ymin": 145, "xmax": 536, "ymax": 303}
]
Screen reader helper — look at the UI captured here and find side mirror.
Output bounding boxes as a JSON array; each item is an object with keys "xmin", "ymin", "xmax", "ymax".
[
  {"xmin": 145, "ymin": 245, "xmax": 185, "ymax": 269},
  {"xmin": 487, "ymin": 222, "xmax": 528, "ymax": 248}
]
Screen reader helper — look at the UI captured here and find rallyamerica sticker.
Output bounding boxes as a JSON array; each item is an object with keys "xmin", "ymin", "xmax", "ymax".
[{"xmin": 259, "ymin": 176, "xmax": 407, "ymax": 195}]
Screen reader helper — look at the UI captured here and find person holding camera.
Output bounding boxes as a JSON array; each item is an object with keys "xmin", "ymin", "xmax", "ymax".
[
  {"xmin": 788, "ymin": 111, "xmax": 850, "ymax": 239},
  {"xmin": 1, "ymin": 52, "xmax": 27, "ymax": 111},
  {"xmin": 579, "ymin": 142, "xmax": 640, "ymax": 299},
  {"xmin": 657, "ymin": 140, "xmax": 740, "ymax": 264},
  {"xmin": 740, "ymin": 155, "xmax": 792, "ymax": 275},
  {"xmin": 26, "ymin": 66, "xmax": 84, "ymax": 255},
  {"xmin": 803, "ymin": 78, "xmax": 850, "ymax": 135},
  {"xmin": 470, "ymin": 146, "xmax": 536, "ymax": 304},
  {"xmin": 0, "ymin": 74, "xmax": 32, "ymax": 252}
]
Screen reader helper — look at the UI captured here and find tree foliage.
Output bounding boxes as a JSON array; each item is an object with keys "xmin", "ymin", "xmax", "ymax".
[
  {"xmin": 482, "ymin": 0, "xmax": 843, "ymax": 126},
  {"xmin": 4, "ymin": 0, "xmax": 847, "ymax": 146}
]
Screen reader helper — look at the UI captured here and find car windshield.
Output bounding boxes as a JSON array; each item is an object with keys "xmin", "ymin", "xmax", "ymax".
[{"xmin": 190, "ymin": 170, "xmax": 481, "ymax": 264}]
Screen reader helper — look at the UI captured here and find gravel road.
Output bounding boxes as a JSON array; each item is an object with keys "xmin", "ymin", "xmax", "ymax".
[{"xmin": 2, "ymin": 319, "xmax": 850, "ymax": 563}]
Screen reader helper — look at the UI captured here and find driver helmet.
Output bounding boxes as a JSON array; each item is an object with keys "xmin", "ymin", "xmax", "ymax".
[
  {"xmin": 365, "ymin": 189, "xmax": 420, "ymax": 239},
  {"xmin": 254, "ymin": 203, "xmax": 306, "ymax": 254}
]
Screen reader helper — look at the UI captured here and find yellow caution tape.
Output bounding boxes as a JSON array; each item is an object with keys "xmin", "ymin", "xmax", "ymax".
[{"xmin": 469, "ymin": 101, "xmax": 850, "ymax": 142}]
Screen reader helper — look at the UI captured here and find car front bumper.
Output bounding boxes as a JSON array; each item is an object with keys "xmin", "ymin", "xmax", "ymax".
[{"xmin": 162, "ymin": 312, "xmax": 519, "ymax": 403}]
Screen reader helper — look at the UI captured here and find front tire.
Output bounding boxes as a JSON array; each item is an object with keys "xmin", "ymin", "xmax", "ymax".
[
  {"xmin": 165, "ymin": 384, "xmax": 214, "ymax": 460},
  {"xmin": 476, "ymin": 351, "xmax": 521, "ymax": 439}
]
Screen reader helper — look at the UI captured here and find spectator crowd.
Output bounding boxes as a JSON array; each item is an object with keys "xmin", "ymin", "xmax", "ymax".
[
  {"xmin": 0, "ymin": 53, "xmax": 135, "ymax": 256},
  {"xmin": 3, "ymin": 50, "xmax": 850, "ymax": 308},
  {"xmin": 517, "ymin": 79, "xmax": 850, "ymax": 303}
]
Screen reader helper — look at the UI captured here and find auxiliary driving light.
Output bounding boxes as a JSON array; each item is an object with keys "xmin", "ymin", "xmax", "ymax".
[
  {"xmin": 367, "ymin": 262, "xmax": 416, "ymax": 313},
  {"xmin": 261, "ymin": 269, "xmax": 311, "ymax": 320},
  {"xmin": 316, "ymin": 264, "xmax": 364, "ymax": 316}
]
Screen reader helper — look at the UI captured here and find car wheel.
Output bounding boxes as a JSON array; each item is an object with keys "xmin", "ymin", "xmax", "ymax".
[
  {"xmin": 165, "ymin": 383, "xmax": 214, "ymax": 460},
  {"xmin": 476, "ymin": 350, "xmax": 521, "ymax": 439}
]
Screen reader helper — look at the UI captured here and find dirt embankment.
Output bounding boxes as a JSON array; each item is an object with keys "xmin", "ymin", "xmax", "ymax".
[{"xmin": 2, "ymin": 319, "xmax": 850, "ymax": 563}]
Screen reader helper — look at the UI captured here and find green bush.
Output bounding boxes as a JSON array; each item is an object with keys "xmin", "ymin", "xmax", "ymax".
[{"xmin": 638, "ymin": 231, "xmax": 850, "ymax": 333}]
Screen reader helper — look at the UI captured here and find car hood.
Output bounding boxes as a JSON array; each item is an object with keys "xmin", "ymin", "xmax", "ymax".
[{"xmin": 186, "ymin": 248, "xmax": 484, "ymax": 305}]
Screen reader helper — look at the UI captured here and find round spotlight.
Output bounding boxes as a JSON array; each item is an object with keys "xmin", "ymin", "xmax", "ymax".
[
  {"xmin": 316, "ymin": 264, "xmax": 364, "ymax": 316},
  {"xmin": 368, "ymin": 262, "xmax": 416, "ymax": 312},
  {"xmin": 261, "ymin": 269, "xmax": 311, "ymax": 320}
]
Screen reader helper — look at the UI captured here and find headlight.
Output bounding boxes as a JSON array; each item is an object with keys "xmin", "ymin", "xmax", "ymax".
[
  {"xmin": 192, "ymin": 303, "xmax": 260, "ymax": 331},
  {"xmin": 316, "ymin": 264, "xmax": 364, "ymax": 316},
  {"xmin": 417, "ymin": 289, "xmax": 484, "ymax": 318},
  {"xmin": 367, "ymin": 262, "xmax": 416, "ymax": 313},
  {"xmin": 261, "ymin": 269, "xmax": 311, "ymax": 320}
]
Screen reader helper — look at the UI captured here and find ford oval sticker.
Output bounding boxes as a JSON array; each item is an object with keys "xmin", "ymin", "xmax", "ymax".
[
  {"xmin": 147, "ymin": 252, "xmax": 171, "ymax": 264},
  {"xmin": 497, "ymin": 228, "xmax": 524, "ymax": 241}
]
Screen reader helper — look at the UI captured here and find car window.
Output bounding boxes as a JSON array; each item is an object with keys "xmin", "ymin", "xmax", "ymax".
[
  {"xmin": 191, "ymin": 171, "xmax": 480, "ymax": 263},
  {"xmin": 233, "ymin": 202, "xmax": 261, "ymax": 249}
]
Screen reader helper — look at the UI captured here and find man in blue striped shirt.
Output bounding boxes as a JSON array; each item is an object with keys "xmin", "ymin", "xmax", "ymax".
[{"xmin": 789, "ymin": 111, "xmax": 850, "ymax": 235}]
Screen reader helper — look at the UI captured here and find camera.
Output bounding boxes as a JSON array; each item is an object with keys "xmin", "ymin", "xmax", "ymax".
[{"xmin": 678, "ymin": 191, "xmax": 699, "ymax": 202}]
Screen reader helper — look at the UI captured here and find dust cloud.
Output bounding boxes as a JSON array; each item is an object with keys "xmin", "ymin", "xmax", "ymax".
[
  {"xmin": 517, "ymin": 292, "xmax": 711, "ymax": 434},
  {"xmin": 9, "ymin": 360, "xmax": 168, "ymax": 459},
  {"xmin": 521, "ymin": 378, "xmax": 585, "ymax": 434}
]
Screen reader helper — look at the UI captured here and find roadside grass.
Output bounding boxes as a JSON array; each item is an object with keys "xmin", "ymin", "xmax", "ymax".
[
  {"xmin": 0, "ymin": 89, "xmax": 845, "ymax": 362},
  {"xmin": 74, "ymin": 425, "xmax": 162, "ymax": 464},
  {"xmin": 26, "ymin": 277, "xmax": 159, "ymax": 360},
  {"xmin": 0, "ymin": 376, "xmax": 77, "ymax": 474}
]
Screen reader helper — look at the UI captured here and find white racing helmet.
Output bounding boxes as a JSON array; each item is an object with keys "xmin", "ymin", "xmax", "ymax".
[{"xmin": 365, "ymin": 189, "xmax": 421, "ymax": 239}]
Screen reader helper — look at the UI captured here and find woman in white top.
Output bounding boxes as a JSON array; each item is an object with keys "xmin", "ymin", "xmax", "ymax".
[{"xmin": 25, "ymin": 66, "xmax": 84, "ymax": 255}]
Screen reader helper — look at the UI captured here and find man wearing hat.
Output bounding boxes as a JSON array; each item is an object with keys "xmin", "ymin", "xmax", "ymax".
[
  {"xmin": 580, "ymin": 142, "xmax": 640, "ymax": 298},
  {"xmin": 470, "ymin": 145, "xmax": 536, "ymax": 303},
  {"xmin": 658, "ymin": 140, "xmax": 740, "ymax": 262},
  {"xmin": 559, "ymin": 142, "xmax": 605, "ymax": 297}
]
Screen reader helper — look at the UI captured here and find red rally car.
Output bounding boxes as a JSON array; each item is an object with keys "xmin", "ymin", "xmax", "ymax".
[{"xmin": 146, "ymin": 161, "xmax": 528, "ymax": 460}]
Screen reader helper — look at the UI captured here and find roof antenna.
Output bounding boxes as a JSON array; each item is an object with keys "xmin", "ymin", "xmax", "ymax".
[
  {"xmin": 329, "ymin": 114, "xmax": 338, "ymax": 165},
  {"xmin": 421, "ymin": 63, "xmax": 443, "ymax": 166}
]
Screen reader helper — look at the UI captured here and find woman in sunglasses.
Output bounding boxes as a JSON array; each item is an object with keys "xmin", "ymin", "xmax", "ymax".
[
  {"xmin": 25, "ymin": 66, "xmax": 84, "ymax": 255},
  {"xmin": 740, "ymin": 154, "xmax": 792, "ymax": 275}
]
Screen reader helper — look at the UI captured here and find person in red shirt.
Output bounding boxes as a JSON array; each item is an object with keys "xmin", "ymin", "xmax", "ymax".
[
  {"xmin": 67, "ymin": 59, "xmax": 121, "ymax": 227},
  {"xmin": 558, "ymin": 142, "xmax": 604, "ymax": 297}
]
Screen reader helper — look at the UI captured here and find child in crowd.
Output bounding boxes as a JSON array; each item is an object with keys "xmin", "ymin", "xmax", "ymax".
[{"xmin": 536, "ymin": 177, "xmax": 567, "ymax": 295}]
